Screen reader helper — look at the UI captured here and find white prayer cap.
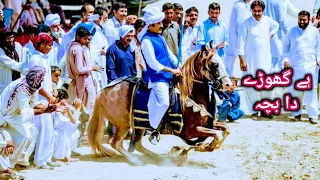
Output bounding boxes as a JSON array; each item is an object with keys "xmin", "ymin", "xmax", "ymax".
[
  {"xmin": 137, "ymin": 7, "xmax": 164, "ymax": 41},
  {"xmin": 44, "ymin": 13, "xmax": 61, "ymax": 27},
  {"xmin": 88, "ymin": 14, "xmax": 100, "ymax": 22},
  {"xmin": 119, "ymin": 25, "xmax": 135, "ymax": 39}
]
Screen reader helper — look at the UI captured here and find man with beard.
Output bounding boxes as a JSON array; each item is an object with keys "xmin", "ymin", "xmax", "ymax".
[
  {"xmin": 181, "ymin": 6, "xmax": 200, "ymax": 64},
  {"xmin": 283, "ymin": 11, "xmax": 320, "ymax": 124},
  {"xmin": 106, "ymin": 25, "xmax": 136, "ymax": 83},
  {"xmin": 138, "ymin": 7, "xmax": 181, "ymax": 145},
  {"xmin": 0, "ymin": 66, "xmax": 55, "ymax": 169},
  {"xmin": 0, "ymin": 28, "xmax": 29, "ymax": 94},
  {"xmin": 225, "ymin": 0, "xmax": 251, "ymax": 77},
  {"xmin": 237, "ymin": 0, "xmax": 279, "ymax": 120},
  {"xmin": 44, "ymin": 13, "xmax": 66, "ymax": 65},
  {"xmin": 107, "ymin": 2, "xmax": 128, "ymax": 45},
  {"xmin": 90, "ymin": 7, "xmax": 110, "ymax": 91}
]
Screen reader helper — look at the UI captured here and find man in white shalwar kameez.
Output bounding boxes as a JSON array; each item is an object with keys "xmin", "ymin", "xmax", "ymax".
[
  {"xmin": 0, "ymin": 28, "xmax": 30, "ymax": 94},
  {"xmin": 283, "ymin": 11, "xmax": 320, "ymax": 124},
  {"xmin": 237, "ymin": 0, "xmax": 279, "ymax": 119},
  {"xmin": 90, "ymin": 7, "xmax": 110, "ymax": 90},
  {"xmin": 26, "ymin": 33, "xmax": 60, "ymax": 169},
  {"xmin": 264, "ymin": 0, "xmax": 288, "ymax": 72},
  {"xmin": 225, "ymin": 0, "xmax": 251, "ymax": 77},
  {"xmin": 0, "ymin": 66, "xmax": 51, "ymax": 169},
  {"xmin": 139, "ymin": 7, "xmax": 181, "ymax": 145},
  {"xmin": 44, "ymin": 13, "xmax": 66, "ymax": 66},
  {"xmin": 283, "ymin": 0, "xmax": 299, "ymax": 18},
  {"xmin": 181, "ymin": 7, "xmax": 200, "ymax": 64}
]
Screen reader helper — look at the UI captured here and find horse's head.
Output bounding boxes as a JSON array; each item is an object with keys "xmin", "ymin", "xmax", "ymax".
[{"xmin": 179, "ymin": 45, "xmax": 220, "ymax": 107}]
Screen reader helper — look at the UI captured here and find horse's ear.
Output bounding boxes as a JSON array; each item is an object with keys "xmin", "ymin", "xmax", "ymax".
[{"xmin": 201, "ymin": 44, "xmax": 210, "ymax": 53}]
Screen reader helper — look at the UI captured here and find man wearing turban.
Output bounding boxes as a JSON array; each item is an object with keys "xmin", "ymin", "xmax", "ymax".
[
  {"xmin": 44, "ymin": 13, "xmax": 66, "ymax": 64},
  {"xmin": 27, "ymin": 33, "xmax": 61, "ymax": 169},
  {"xmin": 0, "ymin": 66, "xmax": 55, "ymax": 170},
  {"xmin": 106, "ymin": 25, "xmax": 136, "ymax": 83},
  {"xmin": 139, "ymin": 7, "xmax": 181, "ymax": 145}
]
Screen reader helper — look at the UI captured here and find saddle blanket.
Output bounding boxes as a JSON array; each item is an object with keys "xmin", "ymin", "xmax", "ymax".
[{"xmin": 132, "ymin": 84, "xmax": 184, "ymax": 134}]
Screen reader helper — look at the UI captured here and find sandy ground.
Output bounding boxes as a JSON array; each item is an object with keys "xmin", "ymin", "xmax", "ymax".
[
  {"xmin": 11, "ymin": 0, "xmax": 320, "ymax": 179},
  {"xmin": 17, "ymin": 116, "xmax": 319, "ymax": 180}
]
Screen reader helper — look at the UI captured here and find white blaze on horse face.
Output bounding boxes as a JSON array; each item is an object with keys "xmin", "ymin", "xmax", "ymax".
[{"xmin": 210, "ymin": 54, "xmax": 232, "ymax": 86}]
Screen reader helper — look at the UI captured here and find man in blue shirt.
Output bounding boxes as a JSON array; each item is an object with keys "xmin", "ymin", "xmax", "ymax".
[
  {"xmin": 197, "ymin": 2, "xmax": 229, "ymax": 65},
  {"xmin": 106, "ymin": 25, "xmax": 136, "ymax": 83}
]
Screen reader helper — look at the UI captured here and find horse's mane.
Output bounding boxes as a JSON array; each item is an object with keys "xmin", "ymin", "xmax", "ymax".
[{"xmin": 179, "ymin": 49, "xmax": 217, "ymax": 109}]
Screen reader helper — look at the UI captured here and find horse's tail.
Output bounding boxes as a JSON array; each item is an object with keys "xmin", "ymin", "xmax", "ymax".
[{"xmin": 87, "ymin": 92, "xmax": 115, "ymax": 156}]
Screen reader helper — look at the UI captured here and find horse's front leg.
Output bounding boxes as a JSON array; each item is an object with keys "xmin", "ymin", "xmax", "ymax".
[
  {"xmin": 193, "ymin": 126, "xmax": 230, "ymax": 152},
  {"xmin": 111, "ymin": 127, "xmax": 144, "ymax": 166}
]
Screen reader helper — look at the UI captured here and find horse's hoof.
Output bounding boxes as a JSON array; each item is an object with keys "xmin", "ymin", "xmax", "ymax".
[
  {"xmin": 131, "ymin": 158, "xmax": 144, "ymax": 166},
  {"xmin": 176, "ymin": 149, "xmax": 188, "ymax": 166},
  {"xmin": 170, "ymin": 146, "xmax": 181, "ymax": 153},
  {"xmin": 128, "ymin": 141, "xmax": 136, "ymax": 153}
]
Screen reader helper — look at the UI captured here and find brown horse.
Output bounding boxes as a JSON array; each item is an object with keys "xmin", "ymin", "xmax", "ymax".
[{"xmin": 87, "ymin": 47, "xmax": 230, "ymax": 165}]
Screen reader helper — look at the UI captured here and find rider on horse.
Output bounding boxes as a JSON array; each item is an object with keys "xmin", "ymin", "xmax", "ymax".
[{"xmin": 139, "ymin": 7, "xmax": 182, "ymax": 145}]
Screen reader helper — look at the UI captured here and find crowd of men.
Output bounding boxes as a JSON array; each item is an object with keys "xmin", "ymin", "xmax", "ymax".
[{"xmin": 0, "ymin": 0, "xmax": 319, "ymax": 178}]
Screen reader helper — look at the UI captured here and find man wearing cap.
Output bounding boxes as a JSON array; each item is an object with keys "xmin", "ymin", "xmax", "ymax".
[
  {"xmin": 139, "ymin": 7, "xmax": 181, "ymax": 145},
  {"xmin": 44, "ymin": 13, "xmax": 66, "ymax": 64},
  {"xmin": 106, "ymin": 25, "xmax": 136, "ymax": 83}
]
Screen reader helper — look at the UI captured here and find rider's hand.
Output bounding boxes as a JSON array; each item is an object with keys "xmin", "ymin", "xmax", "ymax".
[{"xmin": 172, "ymin": 69, "xmax": 182, "ymax": 76}]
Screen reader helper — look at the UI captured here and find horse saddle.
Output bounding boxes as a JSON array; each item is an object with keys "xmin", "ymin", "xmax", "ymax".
[{"xmin": 131, "ymin": 82, "xmax": 184, "ymax": 134}]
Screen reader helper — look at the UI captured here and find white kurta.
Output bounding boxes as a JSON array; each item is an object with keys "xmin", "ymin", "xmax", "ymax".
[
  {"xmin": 0, "ymin": 78, "xmax": 39, "ymax": 167},
  {"xmin": 283, "ymin": 25, "xmax": 320, "ymax": 119},
  {"xmin": 264, "ymin": 0, "xmax": 289, "ymax": 72},
  {"xmin": 141, "ymin": 38, "xmax": 178, "ymax": 129},
  {"xmin": 27, "ymin": 50, "xmax": 55, "ymax": 166},
  {"xmin": 0, "ymin": 129, "xmax": 11, "ymax": 171},
  {"xmin": 0, "ymin": 42, "xmax": 29, "ymax": 94},
  {"xmin": 90, "ymin": 23, "xmax": 109, "ymax": 89},
  {"xmin": 23, "ymin": 40, "xmax": 35, "ymax": 53},
  {"xmin": 237, "ymin": 15, "xmax": 279, "ymax": 114},
  {"xmin": 181, "ymin": 24, "xmax": 200, "ymax": 65},
  {"xmin": 283, "ymin": 0, "xmax": 299, "ymax": 18},
  {"xmin": 53, "ymin": 110, "xmax": 80, "ymax": 160},
  {"xmin": 226, "ymin": 0, "xmax": 251, "ymax": 76},
  {"xmin": 237, "ymin": 16, "xmax": 279, "ymax": 75}
]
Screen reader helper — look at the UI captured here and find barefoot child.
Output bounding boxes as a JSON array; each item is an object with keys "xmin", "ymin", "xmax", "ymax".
[{"xmin": 53, "ymin": 89, "xmax": 82, "ymax": 163}]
